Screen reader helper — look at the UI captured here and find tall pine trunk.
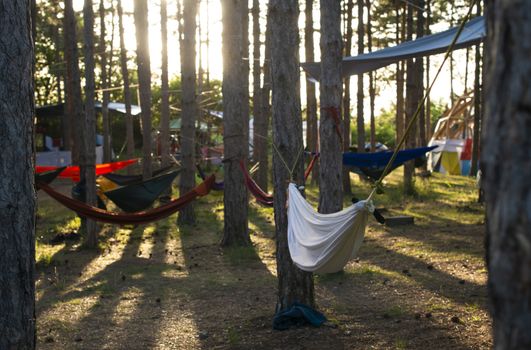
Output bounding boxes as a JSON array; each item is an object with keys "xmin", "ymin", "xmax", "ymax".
[
  {"xmin": 221, "ymin": 0, "xmax": 250, "ymax": 246},
  {"xmin": 483, "ymin": 0, "xmax": 531, "ymax": 347},
  {"xmin": 470, "ymin": 1, "xmax": 482, "ymax": 177},
  {"xmin": 99, "ymin": 0, "xmax": 111, "ymax": 163},
  {"xmin": 425, "ymin": 0, "xmax": 431, "ymax": 140},
  {"xmin": 251, "ymin": 0, "xmax": 261, "ymax": 166},
  {"xmin": 395, "ymin": 4, "xmax": 405, "ymax": 148},
  {"xmin": 416, "ymin": 0, "xmax": 426, "ymax": 166},
  {"xmin": 319, "ymin": 0, "xmax": 343, "ymax": 214},
  {"xmin": 356, "ymin": 0, "xmax": 365, "ymax": 153},
  {"xmin": 367, "ymin": 0, "xmax": 375, "ymax": 152},
  {"xmin": 403, "ymin": 2, "xmax": 416, "ymax": 195},
  {"xmin": 64, "ymin": 0, "xmax": 83, "ymax": 165},
  {"xmin": 270, "ymin": 0, "xmax": 314, "ymax": 310},
  {"xmin": 342, "ymin": 0, "xmax": 353, "ymax": 194},
  {"xmin": 117, "ymin": 0, "xmax": 134, "ymax": 170},
  {"xmin": 82, "ymin": 0, "xmax": 99, "ymax": 248},
  {"xmin": 0, "ymin": 2, "xmax": 36, "ymax": 347},
  {"xmin": 134, "ymin": 0, "xmax": 152, "ymax": 180},
  {"xmin": 160, "ymin": 0, "xmax": 170, "ymax": 169},
  {"xmin": 305, "ymin": 0, "xmax": 319, "ymax": 185},
  {"xmin": 178, "ymin": 0, "xmax": 198, "ymax": 225},
  {"xmin": 241, "ymin": 2, "xmax": 250, "ymax": 160},
  {"xmin": 256, "ymin": 14, "xmax": 272, "ymax": 193}
]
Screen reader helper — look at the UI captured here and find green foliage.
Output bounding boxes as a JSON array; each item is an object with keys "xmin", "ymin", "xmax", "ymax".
[{"xmin": 350, "ymin": 99, "xmax": 447, "ymax": 149}]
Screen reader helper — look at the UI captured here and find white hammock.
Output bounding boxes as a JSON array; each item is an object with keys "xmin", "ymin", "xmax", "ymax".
[{"xmin": 287, "ymin": 183, "xmax": 374, "ymax": 274}]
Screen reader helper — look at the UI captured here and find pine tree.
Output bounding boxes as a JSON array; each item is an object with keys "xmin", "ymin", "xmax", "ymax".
[
  {"xmin": 134, "ymin": 0, "xmax": 152, "ymax": 180},
  {"xmin": 221, "ymin": 0, "xmax": 250, "ymax": 246},
  {"xmin": 178, "ymin": 0, "xmax": 198, "ymax": 225},
  {"xmin": 270, "ymin": 0, "xmax": 314, "ymax": 310},
  {"xmin": 0, "ymin": 2, "xmax": 36, "ymax": 347}
]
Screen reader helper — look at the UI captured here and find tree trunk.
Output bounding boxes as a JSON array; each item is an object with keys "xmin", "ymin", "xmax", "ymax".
[
  {"xmin": 356, "ymin": 0, "xmax": 365, "ymax": 153},
  {"xmin": 305, "ymin": 0, "xmax": 319, "ymax": 185},
  {"xmin": 256, "ymin": 13, "xmax": 271, "ymax": 193},
  {"xmin": 342, "ymin": 0, "xmax": 353, "ymax": 195},
  {"xmin": 403, "ymin": 2, "xmax": 416, "ymax": 196},
  {"xmin": 64, "ymin": 0, "xmax": 83, "ymax": 165},
  {"xmin": 367, "ymin": 0, "xmax": 375, "ymax": 152},
  {"xmin": 134, "ymin": 0, "xmax": 152, "ymax": 180},
  {"xmin": 82, "ymin": 0, "xmax": 99, "ymax": 248},
  {"xmin": 425, "ymin": 0, "xmax": 431, "ymax": 141},
  {"xmin": 160, "ymin": 0, "xmax": 170, "ymax": 169},
  {"xmin": 178, "ymin": 0, "xmax": 198, "ymax": 225},
  {"xmin": 270, "ymin": 0, "xmax": 314, "ymax": 311},
  {"xmin": 221, "ymin": 0, "xmax": 250, "ymax": 246},
  {"xmin": 470, "ymin": 1, "xmax": 482, "ymax": 177},
  {"xmin": 396, "ymin": 4, "xmax": 404, "ymax": 148},
  {"xmin": 0, "ymin": 2, "xmax": 36, "ymax": 348},
  {"xmin": 251, "ymin": 0, "xmax": 261, "ymax": 166},
  {"xmin": 483, "ymin": 1, "xmax": 531, "ymax": 348},
  {"xmin": 416, "ymin": 0, "xmax": 426, "ymax": 163},
  {"xmin": 241, "ymin": 2, "xmax": 250, "ymax": 160},
  {"xmin": 319, "ymin": 0, "xmax": 343, "ymax": 214},
  {"xmin": 99, "ymin": 0, "xmax": 111, "ymax": 163},
  {"xmin": 117, "ymin": 0, "xmax": 134, "ymax": 171}
]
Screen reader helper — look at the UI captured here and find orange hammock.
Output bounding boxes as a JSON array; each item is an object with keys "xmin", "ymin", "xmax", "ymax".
[
  {"xmin": 35, "ymin": 159, "xmax": 138, "ymax": 182},
  {"xmin": 37, "ymin": 175, "xmax": 215, "ymax": 225},
  {"xmin": 239, "ymin": 153, "xmax": 319, "ymax": 206}
]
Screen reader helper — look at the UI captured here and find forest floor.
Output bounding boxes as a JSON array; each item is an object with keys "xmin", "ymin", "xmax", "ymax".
[{"xmin": 35, "ymin": 168, "xmax": 491, "ymax": 350}]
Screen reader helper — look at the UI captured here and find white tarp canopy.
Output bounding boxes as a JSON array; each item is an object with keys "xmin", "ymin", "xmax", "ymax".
[{"xmin": 301, "ymin": 16, "xmax": 485, "ymax": 81}]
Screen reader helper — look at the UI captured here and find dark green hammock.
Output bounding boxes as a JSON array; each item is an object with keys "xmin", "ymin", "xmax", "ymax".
[
  {"xmin": 35, "ymin": 166, "xmax": 66, "ymax": 186},
  {"xmin": 103, "ymin": 169, "xmax": 181, "ymax": 212},
  {"xmin": 102, "ymin": 165, "xmax": 176, "ymax": 186}
]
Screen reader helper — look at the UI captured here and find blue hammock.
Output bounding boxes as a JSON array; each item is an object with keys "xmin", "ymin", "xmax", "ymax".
[{"xmin": 343, "ymin": 146, "xmax": 437, "ymax": 180}]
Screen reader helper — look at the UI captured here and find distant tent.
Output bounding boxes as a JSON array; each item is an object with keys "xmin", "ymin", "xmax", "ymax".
[{"xmin": 301, "ymin": 16, "xmax": 485, "ymax": 81}]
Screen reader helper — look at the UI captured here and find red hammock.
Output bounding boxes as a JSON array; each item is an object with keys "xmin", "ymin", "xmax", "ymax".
[
  {"xmin": 36, "ymin": 175, "xmax": 216, "ymax": 225},
  {"xmin": 239, "ymin": 154, "xmax": 319, "ymax": 207},
  {"xmin": 35, "ymin": 159, "xmax": 138, "ymax": 182},
  {"xmin": 239, "ymin": 161, "xmax": 274, "ymax": 206}
]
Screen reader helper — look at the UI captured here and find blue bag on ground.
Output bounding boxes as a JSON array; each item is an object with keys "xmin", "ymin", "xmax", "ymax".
[{"xmin": 272, "ymin": 302, "xmax": 327, "ymax": 330}]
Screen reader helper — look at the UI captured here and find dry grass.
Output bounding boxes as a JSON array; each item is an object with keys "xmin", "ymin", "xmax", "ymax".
[{"xmin": 35, "ymin": 171, "xmax": 491, "ymax": 349}]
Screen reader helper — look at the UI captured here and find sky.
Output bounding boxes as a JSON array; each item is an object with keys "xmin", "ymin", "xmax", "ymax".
[{"xmin": 71, "ymin": 0, "xmax": 478, "ymax": 116}]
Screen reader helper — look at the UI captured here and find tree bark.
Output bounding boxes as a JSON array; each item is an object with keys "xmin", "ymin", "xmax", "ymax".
[
  {"xmin": 64, "ymin": 0, "xmax": 83, "ymax": 165},
  {"xmin": 367, "ymin": 0, "xmax": 375, "ymax": 152},
  {"xmin": 416, "ymin": 0, "xmax": 426, "ymax": 170},
  {"xmin": 342, "ymin": 0, "xmax": 353, "ymax": 195},
  {"xmin": 270, "ymin": 0, "xmax": 314, "ymax": 311},
  {"xmin": 221, "ymin": 0, "xmax": 250, "ymax": 246},
  {"xmin": 99, "ymin": 0, "xmax": 111, "ymax": 163},
  {"xmin": 305, "ymin": 0, "xmax": 319, "ymax": 185},
  {"xmin": 319, "ymin": 0, "xmax": 343, "ymax": 214},
  {"xmin": 251, "ymin": 0, "xmax": 261, "ymax": 165},
  {"xmin": 0, "ymin": 2, "xmax": 36, "ymax": 348},
  {"xmin": 160, "ymin": 0, "xmax": 170, "ymax": 169},
  {"xmin": 82, "ymin": 0, "xmax": 99, "ymax": 247},
  {"xmin": 241, "ymin": 1, "xmax": 250, "ymax": 160},
  {"xmin": 425, "ymin": 0, "xmax": 431, "ymax": 141},
  {"xmin": 356, "ymin": 0, "xmax": 365, "ymax": 153},
  {"xmin": 178, "ymin": 0, "xmax": 198, "ymax": 225},
  {"xmin": 134, "ymin": 0, "xmax": 152, "ymax": 180},
  {"xmin": 470, "ymin": 1, "xmax": 482, "ymax": 177},
  {"xmin": 117, "ymin": 0, "xmax": 134, "ymax": 171},
  {"xmin": 403, "ymin": 2, "xmax": 416, "ymax": 196},
  {"xmin": 256, "ymin": 13, "xmax": 271, "ymax": 193},
  {"xmin": 483, "ymin": 0, "xmax": 531, "ymax": 348},
  {"xmin": 395, "ymin": 4, "xmax": 405, "ymax": 148}
]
